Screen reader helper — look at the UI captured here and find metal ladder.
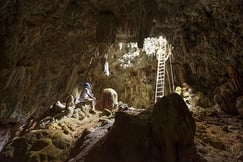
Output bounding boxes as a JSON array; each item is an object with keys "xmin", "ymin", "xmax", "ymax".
[{"xmin": 155, "ymin": 50, "xmax": 166, "ymax": 103}]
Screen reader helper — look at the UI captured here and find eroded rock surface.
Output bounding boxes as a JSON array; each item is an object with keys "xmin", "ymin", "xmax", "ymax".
[
  {"xmin": 95, "ymin": 88, "xmax": 118, "ymax": 111},
  {"xmin": 152, "ymin": 93, "xmax": 198, "ymax": 162},
  {"xmin": 0, "ymin": 93, "xmax": 242, "ymax": 162},
  {"xmin": 193, "ymin": 106, "xmax": 243, "ymax": 162},
  {"xmin": 0, "ymin": 106, "xmax": 103, "ymax": 162},
  {"xmin": 84, "ymin": 93, "xmax": 202, "ymax": 162}
]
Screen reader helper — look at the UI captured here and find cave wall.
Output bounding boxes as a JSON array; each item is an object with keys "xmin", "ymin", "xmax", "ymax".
[
  {"xmin": 0, "ymin": 0, "xmax": 242, "ymax": 121},
  {"xmin": 0, "ymin": 0, "xmax": 101, "ymax": 120},
  {"xmin": 159, "ymin": 0, "xmax": 242, "ymax": 92}
]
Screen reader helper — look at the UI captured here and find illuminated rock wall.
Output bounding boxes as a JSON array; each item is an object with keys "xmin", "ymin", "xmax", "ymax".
[{"xmin": 0, "ymin": 0, "xmax": 242, "ymax": 121}]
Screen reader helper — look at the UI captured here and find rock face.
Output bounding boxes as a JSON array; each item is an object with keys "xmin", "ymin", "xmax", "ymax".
[
  {"xmin": 95, "ymin": 88, "xmax": 118, "ymax": 111},
  {"xmin": 0, "ymin": 0, "xmax": 242, "ymax": 122},
  {"xmin": 0, "ymin": 123, "xmax": 74, "ymax": 162},
  {"xmin": 0, "ymin": 123, "xmax": 17, "ymax": 152},
  {"xmin": 236, "ymin": 96, "xmax": 243, "ymax": 117},
  {"xmin": 84, "ymin": 93, "xmax": 201, "ymax": 162},
  {"xmin": 152, "ymin": 93, "xmax": 197, "ymax": 162},
  {"xmin": 0, "ymin": 93, "xmax": 242, "ymax": 162},
  {"xmin": 0, "ymin": 109, "xmax": 97, "ymax": 162},
  {"xmin": 214, "ymin": 79, "xmax": 241, "ymax": 115},
  {"xmin": 0, "ymin": 1, "xmax": 242, "ymax": 160}
]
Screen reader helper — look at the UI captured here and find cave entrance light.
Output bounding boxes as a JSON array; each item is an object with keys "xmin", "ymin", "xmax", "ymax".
[{"xmin": 117, "ymin": 36, "xmax": 174, "ymax": 102}]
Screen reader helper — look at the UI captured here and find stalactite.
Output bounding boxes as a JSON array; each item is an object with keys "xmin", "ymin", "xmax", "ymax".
[
  {"xmin": 133, "ymin": 0, "xmax": 156, "ymax": 48},
  {"xmin": 96, "ymin": 11, "xmax": 117, "ymax": 43},
  {"xmin": 103, "ymin": 54, "xmax": 110, "ymax": 76},
  {"xmin": 64, "ymin": 65, "xmax": 79, "ymax": 96}
]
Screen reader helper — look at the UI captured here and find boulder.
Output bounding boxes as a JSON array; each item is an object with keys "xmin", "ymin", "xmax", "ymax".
[
  {"xmin": 95, "ymin": 88, "xmax": 118, "ymax": 111},
  {"xmin": 84, "ymin": 93, "xmax": 201, "ymax": 162},
  {"xmin": 84, "ymin": 110, "xmax": 155, "ymax": 162},
  {"xmin": 152, "ymin": 93, "xmax": 197, "ymax": 162},
  {"xmin": 0, "ymin": 117, "xmax": 84, "ymax": 162},
  {"xmin": 0, "ymin": 129, "xmax": 72, "ymax": 162}
]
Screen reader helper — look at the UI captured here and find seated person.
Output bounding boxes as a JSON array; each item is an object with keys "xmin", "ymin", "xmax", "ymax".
[{"xmin": 76, "ymin": 82, "xmax": 96, "ymax": 113}]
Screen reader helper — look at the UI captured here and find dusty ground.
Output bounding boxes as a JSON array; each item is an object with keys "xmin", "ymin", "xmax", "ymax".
[
  {"xmin": 1, "ymin": 103, "xmax": 242, "ymax": 162},
  {"xmin": 193, "ymin": 106, "xmax": 243, "ymax": 162},
  {"xmin": 69, "ymin": 105, "xmax": 243, "ymax": 162}
]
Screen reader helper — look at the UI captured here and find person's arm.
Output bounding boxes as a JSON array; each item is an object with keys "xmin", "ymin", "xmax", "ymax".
[
  {"xmin": 87, "ymin": 88, "xmax": 96, "ymax": 100},
  {"xmin": 75, "ymin": 94, "xmax": 80, "ymax": 104}
]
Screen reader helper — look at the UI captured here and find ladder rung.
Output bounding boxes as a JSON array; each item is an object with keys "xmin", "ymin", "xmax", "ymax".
[
  {"xmin": 156, "ymin": 90, "xmax": 164, "ymax": 92},
  {"xmin": 157, "ymin": 80, "xmax": 164, "ymax": 82}
]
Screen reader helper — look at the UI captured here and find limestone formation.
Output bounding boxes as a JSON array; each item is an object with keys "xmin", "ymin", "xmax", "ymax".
[
  {"xmin": 84, "ymin": 93, "xmax": 201, "ymax": 162},
  {"xmin": 152, "ymin": 93, "xmax": 197, "ymax": 162},
  {"xmin": 0, "ymin": 0, "xmax": 242, "ymax": 161},
  {"xmin": 236, "ymin": 96, "xmax": 243, "ymax": 117},
  {"xmin": 0, "ymin": 0, "xmax": 242, "ymax": 120},
  {"xmin": 214, "ymin": 80, "xmax": 240, "ymax": 115},
  {"xmin": 0, "ymin": 94, "xmax": 242, "ymax": 162},
  {"xmin": 95, "ymin": 88, "xmax": 118, "ymax": 111}
]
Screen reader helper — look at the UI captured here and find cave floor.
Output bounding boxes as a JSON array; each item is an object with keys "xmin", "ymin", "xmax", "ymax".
[
  {"xmin": 2, "ymin": 105, "xmax": 242, "ymax": 162},
  {"xmin": 193, "ymin": 108, "xmax": 243, "ymax": 162},
  {"xmin": 65, "ymin": 107, "xmax": 243, "ymax": 162},
  {"xmin": 70, "ymin": 106, "xmax": 243, "ymax": 162}
]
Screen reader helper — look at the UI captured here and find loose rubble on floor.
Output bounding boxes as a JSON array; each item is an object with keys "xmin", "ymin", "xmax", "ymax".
[{"xmin": 0, "ymin": 93, "xmax": 242, "ymax": 162}]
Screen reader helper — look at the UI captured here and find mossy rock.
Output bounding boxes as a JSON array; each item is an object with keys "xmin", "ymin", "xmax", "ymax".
[{"xmin": 30, "ymin": 138, "xmax": 51, "ymax": 151}]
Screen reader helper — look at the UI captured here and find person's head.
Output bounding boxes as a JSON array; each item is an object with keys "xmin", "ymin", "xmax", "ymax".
[{"xmin": 83, "ymin": 82, "xmax": 91, "ymax": 89}]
